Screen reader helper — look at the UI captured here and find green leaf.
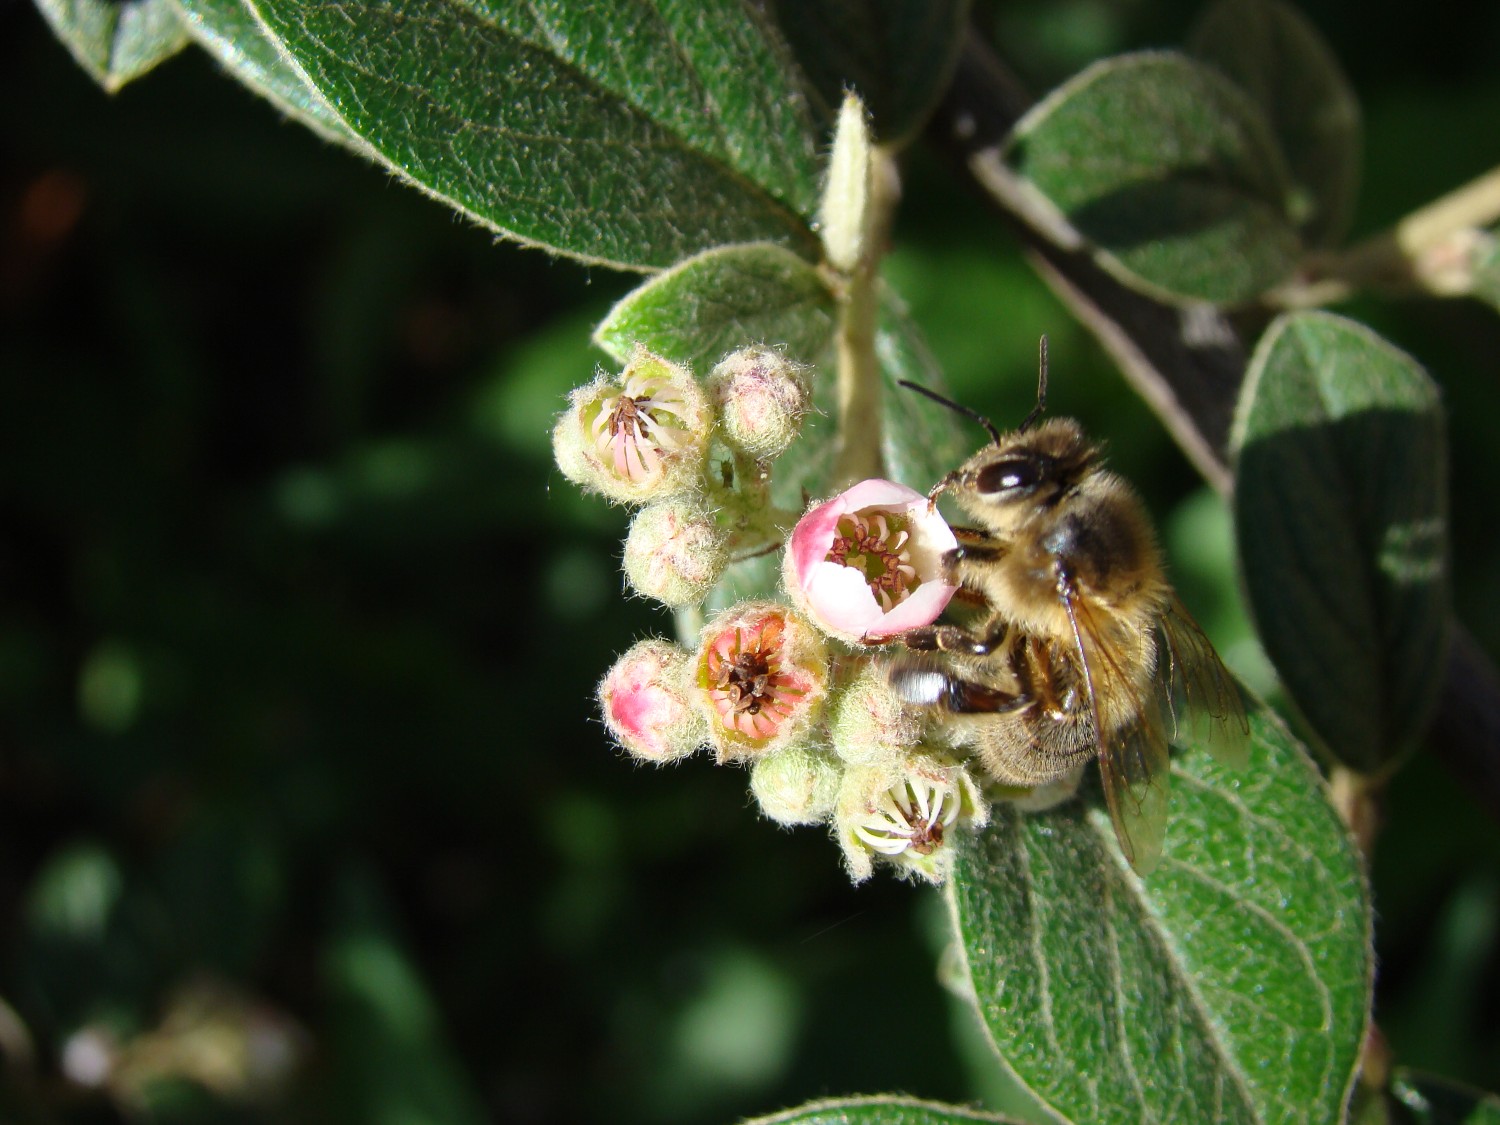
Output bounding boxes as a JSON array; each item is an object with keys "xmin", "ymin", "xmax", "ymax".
[
  {"xmin": 950, "ymin": 709, "xmax": 1371, "ymax": 1125},
  {"xmin": 1005, "ymin": 51, "xmax": 1300, "ymax": 305},
  {"xmin": 1188, "ymin": 0, "xmax": 1362, "ymax": 246},
  {"xmin": 1390, "ymin": 1070, "xmax": 1500, "ymax": 1125},
  {"xmin": 324, "ymin": 867, "xmax": 489, "ymax": 1125},
  {"xmin": 245, "ymin": 0, "xmax": 823, "ymax": 270},
  {"xmin": 171, "ymin": 0, "xmax": 363, "ymax": 148},
  {"xmin": 875, "ymin": 292, "xmax": 974, "ymax": 493},
  {"xmin": 35, "ymin": 0, "xmax": 191, "ymax": 92},
  {"xmin": 742, "ymin": 1096, "xmax": 1025, "ymax": 1125},
  {"xmin": 768, "ymin": 0, "xmax": 971, "ymax": 145},
  {"xmin": 593, "ymin": 242, "xmax": 837, "ymax": 373},
  {"xmin": 1232, "ymin": 312, "xmax": 1449, "ymax": 773}
]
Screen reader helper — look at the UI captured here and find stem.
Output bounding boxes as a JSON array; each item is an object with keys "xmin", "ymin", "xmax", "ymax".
[
  {"xmin": 830, "ymin": 149, "xmax": 900, "ymax": 490},
  {"xmin": 1279, "ymin": 163, "xmax": 1500, "ymax": 304},
  {"xmin": 831, "ymin": 260, "xmax": 884, "ymax": 488}
]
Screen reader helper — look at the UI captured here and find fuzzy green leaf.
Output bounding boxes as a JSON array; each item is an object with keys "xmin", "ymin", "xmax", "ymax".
[
  {"xmin": 950, "ymin": 710, "xmax": 1371, "ymax": 1125},
  {"xmin": 1390, "ymin": 1070, "xmax": 1500, "ymax": 1125},
  {"xmin": 767, "ymin": 0, "xmax": 971, "ymax": 145},
  {"xmin": 244, "ymin": 0, "xmax": 823, "ymax": 270},
  {"xmin": 1189, "ymin": 0, "xmax": 1362, "ymax": 246},
  {"xmin": 593, "ymin": 242, "xmax": 836, "ymax": 374},
  {"xmin": 742, "ymin": 1096, "xmax": 1025, "ymax": 1125},
  {"xmin": 171, "ymin": 0, "xmax": 361, "ymax": 147},
  {"xmin": 35, "ymin": 0, "xmax": 191, "ymax": 92},
  {"xmin": 1005, "ymin": 51, "xmax": 1300, "ymax": 304},
  {"xmin": 1232, "ymin": 312, "xmax": 1448, "ymax": 773}
]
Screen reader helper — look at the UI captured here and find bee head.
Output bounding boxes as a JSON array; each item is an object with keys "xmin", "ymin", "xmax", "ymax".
[{"xmin": 938, "ymin": 418, "xmax": 1100, "ymax": 530}]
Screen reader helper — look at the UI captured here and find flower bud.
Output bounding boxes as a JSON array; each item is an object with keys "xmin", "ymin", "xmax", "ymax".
[
  {"xmin": 598, "ymin": 640, "xmax": 705, "ymax": 764},
  {"xmin": 750, "ymin": 744, "xmax": 842, "ymax": 827},
  {"xmin": 784, "ymin": 479, "xmax": 958, "ymax": 644},
  {"xmin": 552, "ymin": 348, "xmax": 711, "ymax": 505},
  {"xmin": 829, "ymin": 660, "xmax": 923, "ymax": 767},
  {"xmin": 819, "ymin": 92, "xmax": 872, "ymax": 274},
  {"xmin": 693, "ymin": 602, "xmax": 829, "ymax": 763},
  {"xmin": 707, "ymin": 346, "xmax": 810, "ymax": 460},
  {"xmin": 623, "ymin": 498, "xmax": 729, "ymax": 607},
  {"xmin": 835, "ymin": 754, "xmax": 988, "ymax": 884}
]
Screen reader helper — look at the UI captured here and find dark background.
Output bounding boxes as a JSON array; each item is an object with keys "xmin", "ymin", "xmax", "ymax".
[{"xmin": 2, "ymin": 0, "xmax": 1498, "ymax": 1120}]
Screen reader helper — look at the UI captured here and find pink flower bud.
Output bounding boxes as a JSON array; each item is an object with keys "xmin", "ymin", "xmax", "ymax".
[
  {"xmin": 623, "ymin": 498, "xmax": 729, "ymax": 608},
  {"xmin": 693, "ymin": 602, "xmax": 828, "ymax": 762},
  {"xmin": 552, "ymin": 348, "xmax": 711, "ymax": 505},
  {"xmin": 598, "ymin": 640, "xmax": 705, "ymax": 764},
  {"xmin": 783, "ymin": 479, "xmax": 958, "ymax": 643},
  {"xmin": 707, "ymin": 346, "xmax": 809, "ymax": 460}
]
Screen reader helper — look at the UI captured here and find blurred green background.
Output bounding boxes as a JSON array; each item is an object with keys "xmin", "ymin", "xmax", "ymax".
[{"xmin": 2, "ymin": 0, "xmax": 1498, "ymax": 1121}]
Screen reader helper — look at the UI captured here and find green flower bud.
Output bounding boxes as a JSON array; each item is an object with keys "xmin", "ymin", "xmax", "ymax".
[
  {"xmin": 707, "ymin": 346, "xmax": 809, "ymax": 460},
  {"xmin": 623, "ymin": 498, "xmax": 729, "ymax": 608},
  {"xmin": 829, "ymin": 660, "xmax": 923, "ymax": 767},
  {"xmin": 750, "ymin": 744, "xmax": 842, "ymax": 827}
]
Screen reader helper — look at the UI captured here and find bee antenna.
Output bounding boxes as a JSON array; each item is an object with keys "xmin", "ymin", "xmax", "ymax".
[
  {"xmin": 1017, "ymin": 335, "xmax": 1049, "ymax": 433},
  {"xmin": 896, "ymin": 380, "xmax": 1002, "ymax": 445}
]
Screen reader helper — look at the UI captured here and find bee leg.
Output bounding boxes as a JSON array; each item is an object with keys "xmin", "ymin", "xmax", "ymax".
[
  {"xmin": 900, "ymin": 622, "xmax": 1002, "ymax": 657},
  {"xmin": 940, "ymin": 541, "xmax": 1007, "ymax": 588},
  {"xmin": 888, "ymin": 665, "xmax": 1030, "ymax": 714}
]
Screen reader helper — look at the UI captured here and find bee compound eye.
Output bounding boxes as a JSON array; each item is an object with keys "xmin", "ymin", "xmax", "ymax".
[{"xmin": 975, "ymin": 456, "xmax": 1041, "ymax": 495}]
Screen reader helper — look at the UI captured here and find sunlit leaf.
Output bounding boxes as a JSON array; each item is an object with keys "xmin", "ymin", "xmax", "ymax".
[
  {"xmin": 949, "ymin": 709, "xmax": 1371, "ymax": 1124},
  {"xmin": 171, "ymin": 0, "xmax": 363, "ymax": 148},
  {"xmin": 1006, "ymin": 51, "xmax": 1299, "ymax": 304},
  {"xmin": 593, "ymin": 242, "xmax": 837, "ymax": 373},
  {"xmin": 1232, "ymin": 311, "xmax": 1448, "ymax": 773},
  {"xmin": 1188, "ymin": 0, "xmax": 1361, "ymax": 246},
  {"xmin": 245, "ymin": 0, "xmax": 823, "ymax": 269},
  {"xmin": 35, "ymin": 0, "xmax": 190, "ymax": 92}
]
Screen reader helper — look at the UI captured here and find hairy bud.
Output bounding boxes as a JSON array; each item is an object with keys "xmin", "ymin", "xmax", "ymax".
[
  {"xmin": 598, "ymin": 640, "xmax": 705, "ymax": 764},
  {"xmin": 623, "ymin": 498, "xmax": 729, "ymax": 607},
  {"xmin": 707, "ymin": 346, "xmax": 810, "ymax": 460},
  {"xmin": 750, "ymin": 744, "xmax": 842, "ymax": 827}
]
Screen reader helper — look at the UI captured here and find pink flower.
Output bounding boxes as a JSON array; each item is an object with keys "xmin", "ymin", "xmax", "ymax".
[
  {"xmin": 694, "ymin": 603, "xmax": 827, "ymax": 761},
  {"xmin": 783, "ymin": 480, "xmax": 958, "ymax": 643}
]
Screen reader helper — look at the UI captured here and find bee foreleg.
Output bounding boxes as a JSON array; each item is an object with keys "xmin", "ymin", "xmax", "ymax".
[{"xmin": 900, "ymin": 622, "xmax": 1002, "ymax": 656}]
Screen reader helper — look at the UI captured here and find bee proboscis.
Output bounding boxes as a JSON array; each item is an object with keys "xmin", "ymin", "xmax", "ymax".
[{"xmin": 889, "ymin": 338, "xmax": 1249, "ymax": 875}]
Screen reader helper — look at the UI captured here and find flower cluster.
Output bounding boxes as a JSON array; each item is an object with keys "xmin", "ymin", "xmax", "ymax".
[{"xmin": 557, "ymin": 345, "xmax": 991, "ymax": 883}]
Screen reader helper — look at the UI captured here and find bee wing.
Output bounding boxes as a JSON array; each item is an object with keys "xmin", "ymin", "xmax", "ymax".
[
  {"xmin": 1059, "ymin": 583, "xmax": 1170, "ymax": 876},
  {"xmin": 1157, "ymin": 596, "xmax": 1251, "ymax": 770}
]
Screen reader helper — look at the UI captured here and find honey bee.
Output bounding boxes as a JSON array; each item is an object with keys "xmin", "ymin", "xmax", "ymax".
[{"xmin": 889, "ymin": 338, "xmax": 1248, "ymax": 875}]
